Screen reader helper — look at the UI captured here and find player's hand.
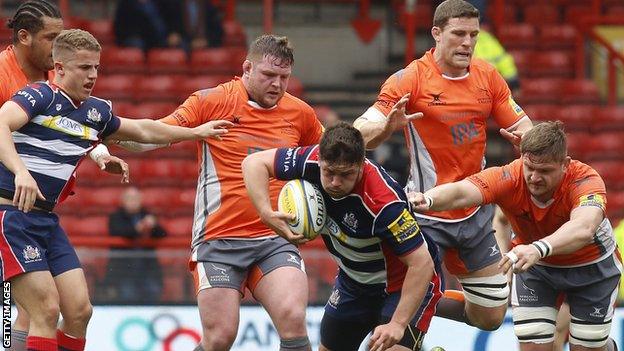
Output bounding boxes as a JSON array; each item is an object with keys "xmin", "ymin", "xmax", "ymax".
[
  {"xmin": 407, "ymin": 191, "xmax": 430, "ymax": 212},
  {"xmin": 260, "ymin": 210, "xmax": 309, "ymax": 245},
  {"xmin": 498, "ymin": 244, "xmax": 541, "ymax": 274},
  {"xmin": 368, "ymin": 321, "xmax": 405, "ymax": 351},
  {"xmin": 193, "ymin": 120, "xmax": 234, "ymax": 140},
  {"xmin": 383, "ymin": 94, "xmax": 423, "ymax": 133},
  {"xmin": 499, "ymin": 128, "xmax": 525, "ymax": 148},
  {"xmin": 13, "ymin": 169, "xmax": 45, "ymax": 213},
  {"xmin": 95, "ymin": 154, "xmax": 129, "ymax": 183}
]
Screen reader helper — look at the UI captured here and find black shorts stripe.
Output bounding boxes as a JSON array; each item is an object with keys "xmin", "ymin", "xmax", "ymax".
[
  {"xmin": 514, "ymin": 318, "xmax": 556, "ymax": 326},
  {"xmin": 570, "ymin": 333, "xmax": 609, "ymax": 343},
  {"xmin": 517, "ymin": 334, "xmax": 554, "ymax": 341},
  {"xmin": 463, "ymin": 287, "xmax": 509, "ymax": 301},
  {"xmin": 461, "ymin": 282, "xmax": 508, "ymax": 289},
  {"xmin": 570, "ymin": 319, "xmax": 612, "ymax": 325}
]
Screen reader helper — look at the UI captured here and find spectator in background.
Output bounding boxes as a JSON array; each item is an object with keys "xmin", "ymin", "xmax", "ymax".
[
  {"xmin": 106, "ymin": 186, "xmax": 167, "ymax": 303},
  {"xmin": 113, "ymin": 0, "xmax": 185, "ymax": 51},
  {"xmin": 474, "ymin": 29, "xmax": 520, "ymax": 94},
  {"xmin": 313, "ymin": 105, "xmax": 340, "ymax": 128},
  {"xmin": 184, "ymin": 0, "xmax": 224, "ymax": 49}
]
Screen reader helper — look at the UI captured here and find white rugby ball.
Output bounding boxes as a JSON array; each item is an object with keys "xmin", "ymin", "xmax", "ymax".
[{"xmin": 277, "ymin": 179, "xmax": 326, "ymax": 240}]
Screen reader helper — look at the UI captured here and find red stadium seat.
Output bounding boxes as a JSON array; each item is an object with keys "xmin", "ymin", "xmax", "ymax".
[
  {"xmin": 93, "ymin": 75, "xmax": 137, "ymax": 101},
  {"xmin": 497, "ymin": 24, "xmax": 536, "ymax": 50},
  {"xmin": 565, "ymin": 132, "xmax": 589, "ymax": 161},
  {"xmin": 561, "ymin": 80, "xmax": 601, "ymax": 105},
  {"xmin": 161, "ymin": 217, "xmax": 193, "ymax": 237},
  {"xmin": 84, "ymin": 20, "xmax": 114, "ymax": 46},
  {"xmin": 564, "ymin": 6, "xmax": 594, "ymax": 24},
  {"xmin": 134, "ymin": 75, "xmax": 185, "ymax": 102},
  {"xmin": 589, "ymin": 161, "xmax": 624, "ymax": 190},
  {"xmin": 607, "ymin": 191, "xmax": 624, "ymax": 220},
  {"xmin": 223, "ymin": 21, "xmax": 247, "ymax": 47},
  {"xmin": 487, "ymin": 4, "xmax": 518, "ymax": 24},
  {"xmin": 100, "ymin": 47, "xmax": 145, "ymax": 74},
  {"xmin": 509, "ymin": 50, "xmax": 532, "ymax": 76},
  {"xmin": 538, "ymin": 25, "xmax": 577, "ymax": 50},
  {"xmin": 518, "ymin": 79, "xmax": 563, "ymax": 104},
  {"xmin": 61, "ymin": 216, "xmax": 109, "ymax": 237},
  {"xmin": 529, "ymin": 51, "xmax": 573, "ymax": 78},
  {"xmin": 88, "ymin": 187, "xmax": 123, "ymax": 208},
  {"xmin": 112, "ymin": 102, "xmax": 135, "ymax": 117},
  {"xmin": 553, "ymin": 105, "xmax": 594, "ymax": 131},
  {"xmin": 127, "ymin": 102, "xmax": 177, "ymax": 119},
  {"xmin": 190, "ymin": 48, "xmax": 233, "ymax": 75},
  {"xmin": 524, "ymin": 4, "xmax": 560, "ymax": 25},
  {"xmin": 593, "ymin": 107, "xmax": 624, "ymax": 132},
  {"xmin": 147, "ymin": 48, "xmax": 189, "ymax": 74},
  {"xmin": 522, "ymin": 104, "xmax": 558, "ymax": 123},
  {"xmin": 175, "ymin": 75, "xmax": 231, "ymax": 101},
  {"xmin": 585, "ymin": 132, "xmax": 624, "ymax": 161}
]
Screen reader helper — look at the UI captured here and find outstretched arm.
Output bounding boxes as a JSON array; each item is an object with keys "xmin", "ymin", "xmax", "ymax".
[
  {"xmin": 106, "ymin": 118, "xmax": 233, "ymax": 144},
  {"xmin": 408, "ymin": 179, "xmax": 484, "ymax": 213},
  {"xmin": 241, "ymin": 150, "xmax": 305, "ymax": 244},
  {"xmin": 353, "ymin": 94, "xmax": 423, "ymax": 149},
  {"xmin": 499, "ymin": 116, "xmax": 532, "ymax": 148}
]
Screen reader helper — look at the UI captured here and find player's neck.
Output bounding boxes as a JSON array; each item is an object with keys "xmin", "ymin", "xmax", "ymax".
[
  {"xmin": 432, "ymin": 50, "xmax": 468, "ymax": 78},
  {"xmin": 13, "ymin": 45, "xmax": 47, "ymax": 83}
]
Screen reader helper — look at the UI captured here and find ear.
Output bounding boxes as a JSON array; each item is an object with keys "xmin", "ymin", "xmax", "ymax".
[
  {"xmin": 54, "ymin": 61, "xmax": 64, "ymax": 76},
  {"xmin": 562, "ymin": 156, "xmax": 571, "ymax": 171},
  {"xmin": 431, "ymin": 26, "xmax": 442, "ymax": 43},
  {"xmin": 17, "ymin": 29, "xmax": 32, "ymax": 46},
  {"xmin": 242, "ymin": 60, "xmax": 252, "ymax": 76}
]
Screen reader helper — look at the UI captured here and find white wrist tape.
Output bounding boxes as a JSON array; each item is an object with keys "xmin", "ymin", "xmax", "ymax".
[
  {"xmin": 89, "ymin": 143, "xmax": 111, "ymax": 161},
  {"xmin": 531, "ymin": 240, "xmax": 553, "ymax": 258},
  {"xmin": 505, "ymin": 251, "xmax": 519, "ymax": 264}
]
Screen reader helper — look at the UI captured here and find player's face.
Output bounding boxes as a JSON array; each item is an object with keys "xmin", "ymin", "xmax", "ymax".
[
  {"xmin": 522, "ymin": 153, "xmax": 570, "ymax": 202},
  {"xmin": 319, "ymin": 161, "xmax": 363, "ymax": 198},
  {"xmin": 432, "ymin": 17, "xmax": 479, "ymax": 76},
  {"xmin": 243, "ymin": 55, "xmax": 291, "ymax": 108},
  {"xmin": 56, "ymin": 49, "xmax": 100, "ymax": 102},
  {"xmin": 28, "ymin": 17, "xmax": 64, "ymax": 71}
]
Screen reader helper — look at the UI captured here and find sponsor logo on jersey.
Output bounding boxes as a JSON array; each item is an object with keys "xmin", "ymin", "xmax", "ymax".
[
  {"xmin": 387, "ymin": 209, "xmax": 420, "ymax": 243},
  {"xmin": 41, "ymin": 116, "xmax": 91, "ymax": 139},
  {"xmin": 428, "ymin": 92, "xmax": 446, "ymax": 106},
  {"xmin": 22, "ymin": 245, "xmax": 42, "ymax": 264},
  {"xmin": 87, "ymin": 107, "xmax": 102, "ymax": 124},
  {"xmin": 579, "ymin": 194, "xmax": 605, "ymax": 210},
  {"xmin": 509, "ymin": 96, "xmax": 524, "ymax": 116}
]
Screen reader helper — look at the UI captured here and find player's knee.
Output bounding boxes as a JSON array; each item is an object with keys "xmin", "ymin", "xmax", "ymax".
[
  {"xmin": 459, "ymin": 274, "xmax": 510, "ymax": 309},
  {"xmin": 277, "ymin": 305, "xmax": 307, "ymax": 335},
  {"xmin": 201, "ymin": 323, "xmax": 238, "ymax": 350},
  {"xmin": 513, "ymin": 306, "xmax": 557, "ymax": 344},
  {"xmin": 569, "ymin": 318, "xmax": 612, "ymax": 349},
  {"xmin": 69, "ymin": 301, "xmax": 93, "ymax": 326},
  {"xmin": 31, "ymin": 299, "xmax": 61, "ymax": 328}
]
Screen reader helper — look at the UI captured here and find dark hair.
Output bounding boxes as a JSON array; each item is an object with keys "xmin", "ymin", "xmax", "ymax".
[
  {"xmin": 319, "ymin": 121, "xmax": 365, "ymax": 166},
  {"xmin": 433, "ymin": 0, "xmax": 479, "ymax": 30},
  {"xmin": 6, "ymin": 0, "xmax": 61, "ymax": 43},
  {"xmin": 247, "ymin": 34, "xmax": 294, "ymax": 66},
  {"xmin": 520, "ymin": 121, "xmax": 567, "ymax": 162}
]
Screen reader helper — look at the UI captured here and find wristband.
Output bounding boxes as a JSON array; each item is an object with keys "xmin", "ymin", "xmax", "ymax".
[
  {"xmin": 531, "ymin": 240, "xmax": 553, "ymax": 258},
  {"xmin": 89, "ymin": 143, "xmax": 111, "ymax": 162}
]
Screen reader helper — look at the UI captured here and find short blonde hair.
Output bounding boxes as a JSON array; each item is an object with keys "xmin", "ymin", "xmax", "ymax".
[
  {"xmin": 520, "ymin": 121, "xmax": 567, "ymax": 162},
  {"xmin": 52, "ymin": 29, "xmax": 101, "ymax": 60}
]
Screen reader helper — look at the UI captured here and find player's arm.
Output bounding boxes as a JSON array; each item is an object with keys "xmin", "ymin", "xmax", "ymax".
[
  {"xmin": 0, "ymin": 101, "xmax": 45, "ymax": 212},
  {"xmin": 499, "ymin": 116, "xmax": 533, "ymax": 147},
  {"xmin": 242, "ymin": 149, "xmax": 303, "ymax": 244},
  {"xmin": 493, "ymin": 205, "xmax": 512, "ymax": 254},
  {"xmin": 105, "ymin": 117, "xmax": 232, "ymax": 144},
  {"xmin": 369, "ymin": 244, "xmax": 433, "ymax": 351},
  {"xmin": 408, "ymin": 180, "xmax": 483, "ymax": 212},
  {"xmin": 353, "ymin": 94, "xmax": 423, "ymax": 150}
]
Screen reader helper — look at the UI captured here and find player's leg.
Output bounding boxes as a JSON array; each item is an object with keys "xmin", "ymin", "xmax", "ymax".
[
  {"xmin": 11, "ymin": 271, "xmax": 60, "ymax": 350},
  {"xmin": 566, "ymin": 253, "xmax": 621, "ymax": 351},
  {"xmin": 196, "ymin": 286, "xmax": 241, "ymax": 351},
  {"xmin": 8, "ymin": 304, "xmax": 29, "ymax": 351},
  {"xmin": 422, "ymin": 205, "xmax": 509, "ymax": 330},
  {"xmin": 553, "ymin": 302, "xmax": 570, "ymax": 351},
  {"xmin": 54, "ymin": 269, "xmax": 92, "ymax": 350},
  {"xmin": 250, "ymin": 237, "xmax": 310, "ymax": 350},
  {"xmin": 511, "ymin": 268, "xmax": 560, "ymax": 351},
  {"xmin": 190, "ymin": 240, "xmax": 251, "ymax": 351},
  {"xmin": 48, "ymin": 222, "xmax": 91, "ymax": 350}
]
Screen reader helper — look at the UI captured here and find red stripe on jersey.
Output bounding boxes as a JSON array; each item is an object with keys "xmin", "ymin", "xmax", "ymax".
[
  {"xmin": 382, "ymin": 242, "xmax": 408, "ymax": 293},
  {"xmin": 0, "ymin": 211, "xmax": 25, "ymax": 280},
  {"xmin": 358, "ymin": 163, "xmax": 403, "ymax": 215},
  {"xmin": 416, "ymin": 271, "xmax": 443, "ymax": 332}
]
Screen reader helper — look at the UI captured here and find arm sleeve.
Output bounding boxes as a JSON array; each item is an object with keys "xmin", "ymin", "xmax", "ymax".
[
  {"xmin": 569, "ymin": 172, "xmax": 607, "ymax": 213},
  {"xmin": 10, "ymin": 83, "xmax": 54, "ymax": 119},
  {"xmin": 467, "ymin": 165, "xmax": 514, "ymax": 204},
  {"xmin": 490, "ymin": 71, "xmax": 527, "ymax": 129},
  {"xmin": 374, "ymin": 203, "xmax": 425, "ymax": 256},
  {"xmin": 274, "ymin": 145, "xmax": 317, "ymax": 180},
  {"xmin": 372, "ymin": 67, "xmax": 418, "ymax": 116},
  {"xmin": 159, "ymin": 87, "xmax": 224, "ymax": 127},
  {"xmin": 101, "ymin": 115, "xmax": 121, "ymax": 139}
]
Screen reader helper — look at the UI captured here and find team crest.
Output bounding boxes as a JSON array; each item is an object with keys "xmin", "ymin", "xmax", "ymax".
[
  {"xmin": 87, "ymin": 107, "xmax": 102, "ymax": 123},
  {"xmin": 56, "ymin": 104, "xmax": 62, "ymax": 111},
  {"xmin": 327, "ymin": 289, "xmax": 340, "ymax": 308},
  {"xmin": 342, "ymin": 212, "xmax": 358, "ymax": 231},
  {"xmin": 22, "ymin": 245, "xmax": 41, "ymax": 263}
]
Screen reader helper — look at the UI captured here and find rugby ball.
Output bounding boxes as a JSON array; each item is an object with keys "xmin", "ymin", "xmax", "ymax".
[{"xmin": 277, "ymin": 179, "xmax": 326, "ymax": 240}]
